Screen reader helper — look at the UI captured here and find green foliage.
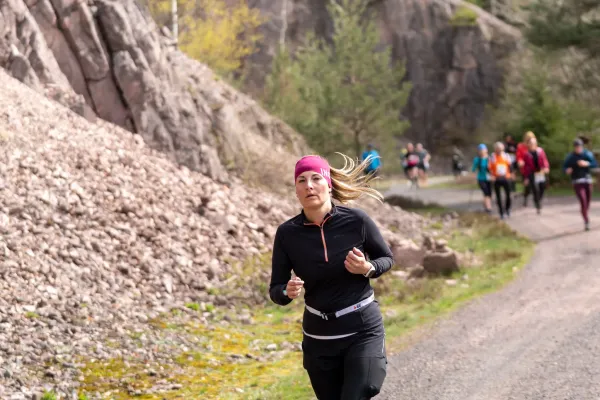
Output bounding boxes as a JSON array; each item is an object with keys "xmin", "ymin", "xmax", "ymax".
[
  {"xmin": 142, "ymin": 0, "xmax": 264, "ymax": 77},
  {"xmin": 78, "ymin": 393, "xmax": 90, "ymax": 400},
  {"xmin": 450, "ymin": 5, "xmax": 479, "ymax": 27},
  {"xmin": 41, "ymin": 392, "xmax": 57, "ymax": 400},
  {"xmin": 481, "ymin": 56, "xmax": 600, "ymax": 183},
  {"xmin": 264, "ymin": 0, "xmax": 411, "ymax": 166},
  {"xmin": 526, "ymin": 0, "xmax": 600, "ymax": 56},
  {"xmin": 185, "ymin": 302, "xmax": 200, "ymax": 311}
]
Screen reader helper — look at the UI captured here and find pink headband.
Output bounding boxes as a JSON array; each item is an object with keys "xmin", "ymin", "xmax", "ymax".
[{"xmin": 294, "ymin": 155, "xmax": 331, "ymax": 187}]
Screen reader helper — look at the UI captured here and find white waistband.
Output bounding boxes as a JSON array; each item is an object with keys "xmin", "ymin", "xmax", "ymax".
[
  {"xmin": 302, "ymin": 330, "xmax": 357, "ymax": 340},
  {"xmin": 305, "ymin": 293, "xmax": 375, "ymax": 320}
]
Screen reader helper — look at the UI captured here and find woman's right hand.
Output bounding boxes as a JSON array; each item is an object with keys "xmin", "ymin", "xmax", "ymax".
[{"xmin": 286, "ymin": 276, "xmax": 304, "ymax": 299}]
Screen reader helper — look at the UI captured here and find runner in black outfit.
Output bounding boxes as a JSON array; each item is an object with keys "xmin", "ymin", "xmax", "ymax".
[
  {"xmin": 270, "ymin": 154, "xmax": 393, "ymax": 400},
  {"xmin": 503, "ymin": 134, "xmax": 518, "ymax": 192}
]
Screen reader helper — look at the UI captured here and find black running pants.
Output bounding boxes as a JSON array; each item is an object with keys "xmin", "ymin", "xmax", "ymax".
[
  {"xmin": 528, "ymin": 175, "xmax": 546, "ymax": 210},
  {"xmin": 303, "ymin": 326, "xmax": 387, "ymax": 400},
  {"xmin": 494, "ymin": 179, "xmax": 511, "ymax": 216}
]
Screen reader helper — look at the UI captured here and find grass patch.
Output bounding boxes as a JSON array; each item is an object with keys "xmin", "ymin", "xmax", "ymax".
[
  {"xmin": 41, "ymin": 392, "xmax": 58, "ymax": 400},
  {"xmin": 77, "ymin": 211, "xmax": 533, "ymax": 400},
  {"xmin": 378, "ymin": 211, "xmax": 533, "ymax": 350}
]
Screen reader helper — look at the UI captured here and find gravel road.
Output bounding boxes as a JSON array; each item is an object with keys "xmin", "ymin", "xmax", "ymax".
[{"xmin": 381, "ymin": 184, "xmax": 600, "ymax": 400}]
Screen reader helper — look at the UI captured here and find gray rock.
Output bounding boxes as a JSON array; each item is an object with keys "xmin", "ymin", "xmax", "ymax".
[
  {"xmin": 423, "ymin": 250, "xmax": 460, "ymax": 276},
  {"xmin": 265, "ymin": 343, "xmax": 278, "ymax": 352}
]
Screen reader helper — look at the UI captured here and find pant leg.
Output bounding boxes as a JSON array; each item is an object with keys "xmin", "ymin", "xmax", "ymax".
[
  {"xmin": 303, "ymin": 337, "xmax": 345, "ymax": 400},
  {"xmin": 494, "ymin": 181, "xmax": 504, "ymax": 216},
  {"xmin": 340, "ymin": 327, "xmax": 387, "ymax": 400},
  {"xmin": 503, "ymin": 180, "xmax": 512, "ymax": 212},
  {"xmin": 538, "ymin": 181, "xmax": 546, "ymax": 204},
  {"xmin": 529, "ymin": 176, "xmax": 541, "ymax": 209},
  {"xmin": 575, "ymin": 183, "xmax": 590, "ymax": 224},
  {"xmin": 523, "ymin": 176, "xmax": 531, "ymax": 199},
  {"xmin": 586, "ymin": 184, "xmax": 592, "ymax": 213}
]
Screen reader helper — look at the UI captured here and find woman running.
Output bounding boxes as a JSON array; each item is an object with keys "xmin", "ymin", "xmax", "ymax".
[
  {"xmin": 269, "ymin": 154, "xmax": 393, "ymax": 400},
  {"xmin": 472, "ymin": 144, "xmax": 492, "ymax": 214},
  {"xmin": 489, "ymin": 142, "xmax": 513, "ymax": 219},
  {"xmin": 516, "ymin": 131, "xmax": 536, "ymax": 206},
  {"xmin": 563, "ymin": 138, "xmax": 598, "ymax": 230},
  {"xmin": 522, "ymin": 137, "xmax": 550, "ymax": 214}
]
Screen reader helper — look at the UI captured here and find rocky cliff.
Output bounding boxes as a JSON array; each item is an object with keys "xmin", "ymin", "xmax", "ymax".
[
  {"xmin": 0, "ymin": 0, "xmax": 308, "ymax": 186},
  {"xmin": 249, "ymin": 0, "xmax": 523, "ymax": 150}
]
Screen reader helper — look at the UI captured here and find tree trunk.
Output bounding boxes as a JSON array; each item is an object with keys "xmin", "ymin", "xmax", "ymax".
[
  {"xmin": 354, "ymin": 130, "xmax": 361, "ymax": 159},
  {"xmin": 172, "ymin": 0, "xmax": 178, "ymax": 46},
  {"xmin": 280, "ymin": 0, "xmax": 288, "ymax": 47}
]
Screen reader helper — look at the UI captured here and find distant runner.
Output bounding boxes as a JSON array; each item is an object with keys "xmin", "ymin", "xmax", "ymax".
[
  {"xmin": 416, "ymin": 143, "xmax": 431, "ymax": 186},
  {"xmin": 517, "ymin": 131, "xmax": 536, "ymax": 206},
  {"xmin": 361, "ymin": 144, "xmax": 382, "ymax": 177},
  {"xmin": 401, "ymin": 143, "xmax": 420, "ymax": 188},
  {"xmin": 270, "ymin": 155, "xmax": 393, "ymax": 399},
  {"xmin": 563, "ymin": 138, "xmax": 598, "ymax": 231},
  {"xmin": 472, "ymin": 144, "xmax": 492, "ymax": 214},
  {"xmin": 489, "ymin": 142, "xmax": 513, "ymax": 219},
  {"xmin": 503, "ymin": 134, "xmax": 518, "ymax": 192},
  {"xmin": 452, "ymin": 146, "xmax": 466, "ymax": 178},
  {"xmin": 522, "ymin": 137, "xmax": 550, "ymax": 214}
]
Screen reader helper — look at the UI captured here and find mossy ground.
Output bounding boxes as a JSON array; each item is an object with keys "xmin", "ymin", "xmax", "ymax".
[{"xmin": 77, "ymin": 211, "xmax": 533, "ymax": 400}]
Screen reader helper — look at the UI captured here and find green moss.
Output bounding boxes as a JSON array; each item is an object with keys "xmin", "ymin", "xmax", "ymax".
[
  {"xmin": 450, "ymin": 5, "xmax": 479, "ymax": 27},
  {"xmin": 80, "ymin": 312, "xmax": 306, "ymax": 399},
  {"xmin": 185, "ymin": 303, "xmax": 200, "ymax": 311},
  {"xmin": 25, "ymin": 311, "xmax": 39, "ymax": 319},
  {"xmin": 41, "ymin": 392, "xmax": 57, "ymax": 400}
]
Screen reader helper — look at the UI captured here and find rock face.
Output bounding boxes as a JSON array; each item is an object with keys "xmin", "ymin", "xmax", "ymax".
[
  {"xmin": 0, "ymin": 0, "xmax": 308, "ymax": 184},
  {"xmin": 249, "ymin": 0, "xmax": 522, "ymax": 150}
]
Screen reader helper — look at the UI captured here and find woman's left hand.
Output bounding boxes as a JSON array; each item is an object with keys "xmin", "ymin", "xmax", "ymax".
[{"xmin": 344, "ymin": 248, "xmax": 371, "ymax": 275}]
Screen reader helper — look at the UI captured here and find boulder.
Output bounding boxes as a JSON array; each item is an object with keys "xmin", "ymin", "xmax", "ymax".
[
  {"xmin": 391, "ymin": 239, "xmax": 425, "ymax": 269},
  {"xmin": 423, "ymin": 249, "xmax": 460, "ymax": 276}
]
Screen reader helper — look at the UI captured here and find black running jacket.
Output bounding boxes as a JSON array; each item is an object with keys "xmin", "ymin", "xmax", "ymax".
[{"xmin": 269, "ymin": 204, "xmax": 394, "ymax": 337}]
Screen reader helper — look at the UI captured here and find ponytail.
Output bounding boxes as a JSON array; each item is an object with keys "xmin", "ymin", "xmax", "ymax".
[{"xmin": 329, "ymin": 153, "xmax": 384, "ymax": 204}]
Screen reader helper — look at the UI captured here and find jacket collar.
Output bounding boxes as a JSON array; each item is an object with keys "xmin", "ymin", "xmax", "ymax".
[{"xmin": 300, "ymin": 202, "xmax": 338, "ymax": 225}]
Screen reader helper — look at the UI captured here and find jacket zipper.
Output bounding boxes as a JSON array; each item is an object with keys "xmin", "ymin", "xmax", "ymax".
[{"xmin": 305, "ymin": 215, "xmax": 332, "ymax": 262}]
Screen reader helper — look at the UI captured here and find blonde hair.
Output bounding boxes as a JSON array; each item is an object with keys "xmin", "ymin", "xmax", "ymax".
[
  {"xmin": 329, "ymin": 153, "xmax": 384, "ymax": 204},
  {"xmin": 523, "ymin": 131, "xmax": 536, "ymax": 143}
]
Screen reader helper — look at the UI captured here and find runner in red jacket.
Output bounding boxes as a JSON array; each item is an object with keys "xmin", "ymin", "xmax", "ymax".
[
  {"xmin": 516, "ymin": 131, "xmax": 536, "ymax": 206},
  {"xmin": 522, "ymin": 137, "xmax": 550, "ymax": 214}
]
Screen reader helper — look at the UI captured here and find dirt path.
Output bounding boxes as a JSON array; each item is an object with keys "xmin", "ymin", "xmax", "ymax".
[{"xmin": 381, "ymin": 184, "xmax": 600, "ymax": 399}]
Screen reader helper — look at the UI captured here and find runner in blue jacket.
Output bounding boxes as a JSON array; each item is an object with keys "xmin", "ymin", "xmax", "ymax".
[{"xmin": 563, "ymin": 138, "xmax": 598, "ymax": 230}]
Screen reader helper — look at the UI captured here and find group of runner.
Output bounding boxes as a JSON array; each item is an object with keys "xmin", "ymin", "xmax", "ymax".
[{"xmin": 472, "ymin": 131, "xmax": 597, "ymax": 230}]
